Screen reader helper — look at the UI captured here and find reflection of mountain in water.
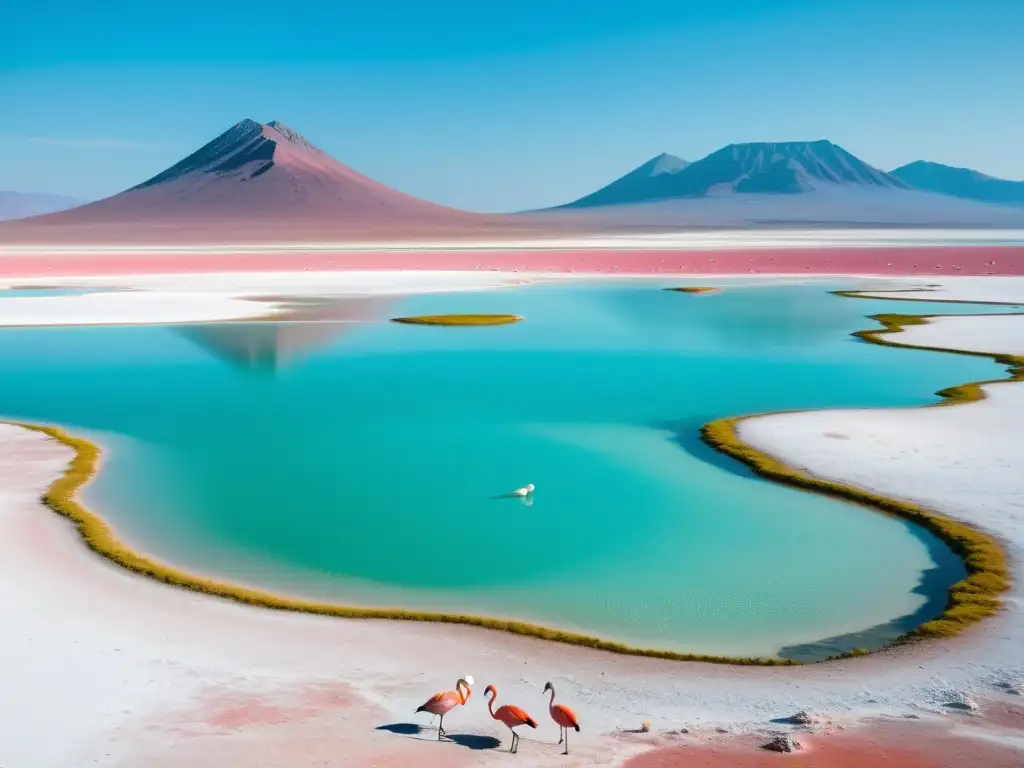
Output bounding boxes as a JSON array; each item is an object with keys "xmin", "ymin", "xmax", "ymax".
[{"xmin": 178, "ymin": 296, "xmax": 392, "ymax": 373}]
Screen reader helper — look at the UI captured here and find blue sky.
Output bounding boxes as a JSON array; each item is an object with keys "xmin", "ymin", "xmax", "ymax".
[{"xmin": 3, "ymin": 0, "xmax": 1023, "ymax": 211}]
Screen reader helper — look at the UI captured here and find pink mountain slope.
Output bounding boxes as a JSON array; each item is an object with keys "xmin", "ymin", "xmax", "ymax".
[{"xmin": 0, "ymin": 119, "xmax": 540, "ymax": 244}]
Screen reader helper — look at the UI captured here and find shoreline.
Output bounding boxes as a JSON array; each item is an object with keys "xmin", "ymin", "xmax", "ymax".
[
  {"xmin": 2, "ymin": 284, "xmax": 1016, "ymax": 665},
  {"xmin": 0, "ymin": 268, "xmax": 1014, "ymax": 330},
  {"xmin": 7, "ymin": 419, "xmax": 795, "ymax": 667},
  {"xmin": 701, "ymin": 293, "xmax": 1022, "ymax": 650}
]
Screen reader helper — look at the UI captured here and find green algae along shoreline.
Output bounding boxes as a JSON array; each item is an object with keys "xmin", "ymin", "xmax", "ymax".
[
  {"xmin": 702, "ymin": 305, "xmax": 1015, "ymax": 648},
  {"xmin": 15, "ymin": 420, "xmax": 791, "ymax": 667},
  {"xmin": 4, "ymin": 290, "xmax": 1015, "ymax": 666}
]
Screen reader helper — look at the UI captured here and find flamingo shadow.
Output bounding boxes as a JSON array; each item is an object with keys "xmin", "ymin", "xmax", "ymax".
[
  {"xmin": 376, "ymin": 723, "xmax": 423, "ymax": 736},
  {"xmin": 375, "ymin": 723, "xmax": 500, "ymax": 750},
  {"xmin": 375, "ymin": 722, "xmax": 444, "ymax": 743},
  {"xmin": 448, "ymin": 734, "xmax": 502, "ymax": 750}
]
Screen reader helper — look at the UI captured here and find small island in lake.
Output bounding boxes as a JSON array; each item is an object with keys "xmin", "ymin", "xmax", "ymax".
[
  {"xmin": 391, "ymin": 313, "xmax": 524, "ymax": 326},
  {"xmin": 665, "ymin": 286, "xmax": 719, "ymax": 294}
]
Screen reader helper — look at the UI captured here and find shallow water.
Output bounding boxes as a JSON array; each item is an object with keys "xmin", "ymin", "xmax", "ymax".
[
  {"xmin": 0, "ymin": 287, "xmax": 102, "ymax": 299},
  {"xmin": 0, "ymin": 280, "xmax": 1011, "ymax": 658}
]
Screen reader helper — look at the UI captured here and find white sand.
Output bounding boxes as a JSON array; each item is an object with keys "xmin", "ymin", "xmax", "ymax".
[
  {"xmin": 3, "ymin": 278, "xmax": 1024, "ymax": 766},
  {"xmin": 849, "ymin": 275, "xmax": 1024, "ymax": 305},
  {"xmin": 0, "ymin": 271, "xmax": 541, "ymax": 327},
  {"xmin": 0, "ymin": 290, "xmax": 283, "ymax": 326},
  {"xmin": 875, "ymin": 313, "xmax": 1024, "ymax": 357},
  {"xmin": 0, "ymin": 270, "xmax": 540, "ymax": 296}
]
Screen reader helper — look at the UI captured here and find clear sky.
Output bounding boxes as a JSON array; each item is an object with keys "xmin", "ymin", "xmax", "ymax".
[{"xmin": 3, "ymin": 0, "xmax": 1022, "ymax": 212}]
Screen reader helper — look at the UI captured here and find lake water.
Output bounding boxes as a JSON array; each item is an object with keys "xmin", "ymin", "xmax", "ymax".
[{"xmin": 0, "ymin": 280, "xmax": 1009, "ymax": 659}]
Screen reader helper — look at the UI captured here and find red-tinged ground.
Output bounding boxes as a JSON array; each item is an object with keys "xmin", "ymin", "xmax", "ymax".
[
  {"xmin": 0, "ymin": 245, "xmax": 1020, "ymax": 279},
  {"xmin": 622, "ymin": 715, "xmax": 1024, "ymax": 768}
]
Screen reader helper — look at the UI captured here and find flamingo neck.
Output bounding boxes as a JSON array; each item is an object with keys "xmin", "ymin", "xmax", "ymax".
[
  {"xmin": 456, "ymin": 682, "xmax": 467, "ymax": 704},
  {"xmin": 547, "ymin": 687, "xmax": 556, "ymax": 708},
  {"xmin": 486, "ymin": 690, "xmax": 497, "ymax": 717}
]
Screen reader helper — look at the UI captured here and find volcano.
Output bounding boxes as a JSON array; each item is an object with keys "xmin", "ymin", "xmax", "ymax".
[{"xmin": 0, "ymin": 119, "xmax": 531, "ymax": 245}]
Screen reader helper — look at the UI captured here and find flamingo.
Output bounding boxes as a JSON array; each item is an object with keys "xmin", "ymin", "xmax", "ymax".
[
  {"xmin": 415, "ymin": 676, "xmax": 472, "ymax": 740},
  {"xmin": 543, "ymin": 682, "xmax": 580, "ymax": 754},
  {"xmin": 485, "ymin": 684, "xmax": 537, "ymax": 754}
]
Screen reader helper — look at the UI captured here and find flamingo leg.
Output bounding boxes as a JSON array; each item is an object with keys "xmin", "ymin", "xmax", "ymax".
[
  {"xmin": 558, "ymin": 725, "xmax": 564, "ymax": 744},
  {"xmin": 564, "ymin": 728, "xmax": 569, "ymax": 755},
  {"xmin": 438, "ymin": 713, "xmax": 446, "ymax": 740},
  {"xmin": 511, "ymin": 729, "xmax": 519, "ymax": 754}
]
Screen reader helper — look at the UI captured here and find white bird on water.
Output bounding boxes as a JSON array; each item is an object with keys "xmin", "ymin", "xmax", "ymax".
[{"xmin": 511, "ymin": 483, "xmax": 535, "ymax": 497}]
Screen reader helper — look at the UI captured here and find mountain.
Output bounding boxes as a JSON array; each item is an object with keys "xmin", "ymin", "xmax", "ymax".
[
  {"xmin": 543, "ymin": 139, "xmax": 1024, "ymax": 226},
  {"xmin": 891, "ymin": 161, "xmax": 1024, "ymax": 207},
  {"xmin": 566, "ymin": 153, "xmax": 690, "ymax": 207},
  {"xmin": 0, "ymin": 119, "xmax": 531, "ymax": 245},
  {"xmin": 0, "ymin": 192, "xmax": 85, "ymax": 221},
  {"xmin": 562, "ymin": 140, "xmax": 907, "ymax": 207},
  {"xmin": 57, "ymin": 119, "xmax": 472, "ymax": 220},
  {"xmin": 99, "ymin": 118, "xmax": 468, "ymax": 219}
]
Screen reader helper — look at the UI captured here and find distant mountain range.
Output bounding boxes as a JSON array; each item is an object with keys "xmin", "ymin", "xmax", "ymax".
[
  {"xmin": 0, "ymin": 191, "xmax": 85, "ymax": 221},
  {"xmin": 562, "ymin": 140, "xmax": 907, "ymax": 208},
  {"xmin": 3, "ymin": 125, "xmax": 1024, "ymax": 242},
  {"xmin": 561, "ymin": 142, "xmax": 1024, "ymax": 213},
  {"xmin": 890, "ymin": 161, "xmax": 1024, "ymax": 207}
]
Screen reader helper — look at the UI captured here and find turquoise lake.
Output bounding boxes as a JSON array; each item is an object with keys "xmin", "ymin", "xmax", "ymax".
[{"xmin": 0, "ymin": 280, "xmax": 1010, "ymax": 659}]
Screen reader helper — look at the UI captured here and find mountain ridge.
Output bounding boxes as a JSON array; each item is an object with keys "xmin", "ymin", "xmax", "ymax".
[
  {"xmin": 563, "ymin": 140, "xmax": 907, "ymax": 208},
  {"xmin": 565, "ymin": 153, "xmax": 691, "ymax": 208},
  {"xmin": 890, "ymin": 160, "xmax": 1024, "ymax": 207}
]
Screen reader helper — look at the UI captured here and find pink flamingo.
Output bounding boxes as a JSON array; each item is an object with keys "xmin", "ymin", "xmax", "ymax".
[
  {"xmin": 415, "ymin": 677, "xmax": 472, "ymax": 740},
  {"xmin": 485, "ymin": 684, "xmax": 537, "ymax": 754},
  {"xmin": 543, "ymin": 682, "xmax": 580, "ymax": 754}
]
